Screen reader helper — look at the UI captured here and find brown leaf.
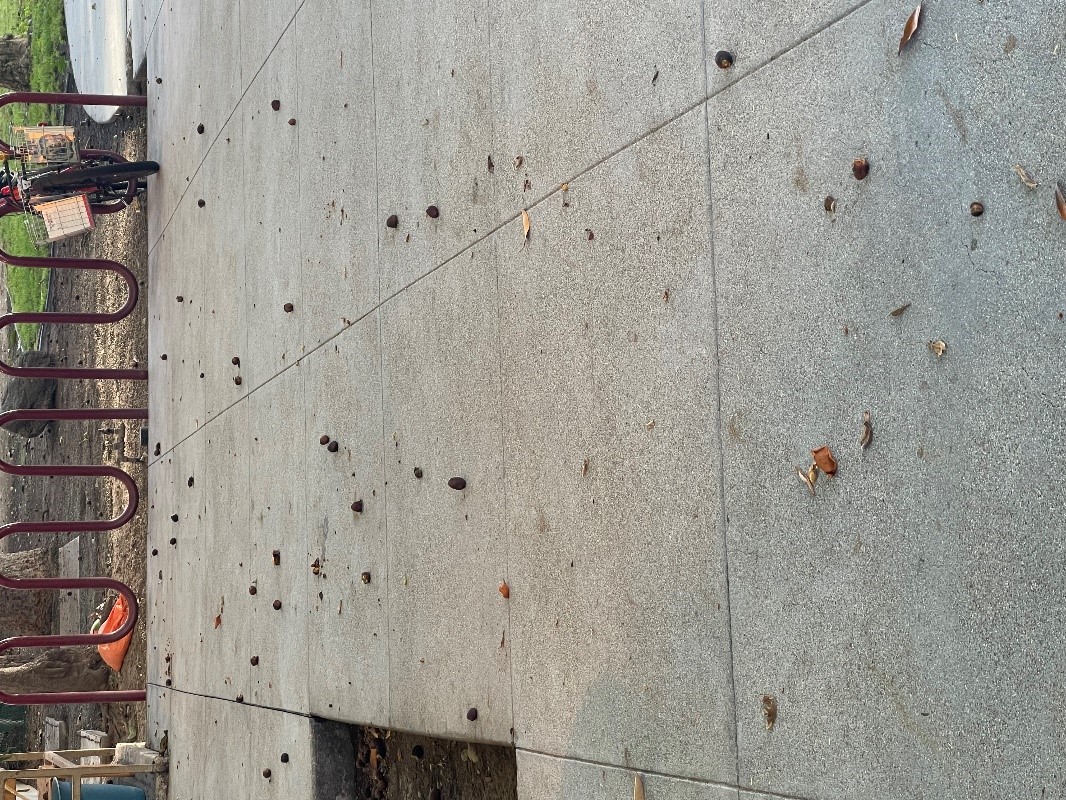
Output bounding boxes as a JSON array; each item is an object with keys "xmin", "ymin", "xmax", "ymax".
[
  {"xmin": 498, "ymin": 581, "xmax": 510, "ymax": 599},
  {"xmin": 860, "ymin": 410, "xmax": 873, "ymax": 450},
  {"xmin": 762, "ymin": 695, "xmax": 778, "ymax": 730},
  {"xmin": 898, "ymin": 4, "xmax": 922, "ymax": 54},
  {"xmin": 514, "ymin": 155, "xmax": 524, "ymax": 170},
  {"xmin": 581, "ymin": 458, "xmax": 590, "ymax": 477},
  {"xmin": 824, "ymin": 195, "xmax": 836, "ymax": 213},
  {"xmin": 1056, "ymin": 181, "xmax": 1066, "ymax": 222},
  {"xmin": 633, "ymin": 773, "xmax": 645, "ymax": 800},
  {"xmin": 796, "ymin": 464, "xmax": 817, "ymax": 496},
  {"xmin": 889, "ymin": 302, "xmax": 911, "ymax": 317},
  {"xmin": 928, "ymin": 339, "xmax": 947, "ymax": 357},
  {"xmin": 811, "ymin": 445, "xmax": 838, "ymax": 476},
  {"xmin": 521, "ymin": 209, "xmax": 531, "ymax": 240},
  {"xmin": 1012, "ymin": 164, "xmax": 1037, "ymax": 189},
  {"xmin": 214, "ymin": 614, "xmax": 222, "ymax": 629}
]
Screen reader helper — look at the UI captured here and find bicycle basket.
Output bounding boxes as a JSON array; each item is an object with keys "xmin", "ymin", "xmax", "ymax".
[
  {"xmin": 10, "ymin": 126, "xmax": 80, "ymax": 165},
  {"xmin": 24, "ymin": 194, "xmax": 95, "ymax": 245}
]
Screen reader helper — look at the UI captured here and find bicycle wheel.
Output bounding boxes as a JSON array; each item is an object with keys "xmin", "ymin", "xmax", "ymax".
[{"xmin": 32, "ymin": 160, "xmax": 160, "ymax": 192}]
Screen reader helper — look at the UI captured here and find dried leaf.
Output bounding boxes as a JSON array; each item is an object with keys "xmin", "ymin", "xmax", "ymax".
[
  {"xmin": 796, "ymin": 464, "xmax": 817, "ymax": 496},
  {"xmin": 811, "ymin": 445, "xmax": 838, "ymax": 476},
  {"xmin": 889, "ymin": 302, "xmax": 911, "ymax": 317},
  {"xmin": 860, "ymin": 410, "xmax": 873, "ymax": 450},
  {"xmin": 581, "ymin": 458, "xmax": 590, "ymax": 477},
  {"xmin": 928, "ymin": 339, "xmax": 947, "ymax": 357},
  {"xmin": 633, "ymin": 773, "xmax": 645, "ymax": 800},
  {"xmin": 560, "ymin": 182, "xmax": 569, "ymax": 192},
  {"xmin": 898, "ymin": 4, "xmax": 922, "ymax": 54},
  {"xmin": 514, "ymin": 155, "xmax": 524, "ymax": 170},
  {"xmin": 521, "ymin": 209, "xmax": 531, "ymax": 240},
  {"xmin": 1056, "ymin": 181, "xmax": 1066, "ymax": 222},
  {"xmin": 645, "ymin": 419, "xmax": 656, "ymax": 431},
  {"xmin": 214, "ymin": 614, "xmax": 222, "ymax": 629},
  {"xmin": 762, "ymin": 695, "xmax": 778, "ymax": 730},
  {"xmin": 498, "ymin": 581, "xmax": 510, "ymax": 599},
  {"xmin": 1012, "ymin": 164, "xmax": 1037, "ymax": 189},
  {"xmin": 824, "ymin": 195, "xmax": 836, "ymax": 213}
]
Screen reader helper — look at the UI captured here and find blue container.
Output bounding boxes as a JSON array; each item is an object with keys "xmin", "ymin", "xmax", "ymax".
[{"xmin": 50, "ymin": 779, "xmax": 146, "ymax": 800}]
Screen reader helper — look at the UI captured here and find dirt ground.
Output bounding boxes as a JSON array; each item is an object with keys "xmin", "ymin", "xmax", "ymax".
[{"xmin": 0, "ymin": 101, "xmax": 150, "ymax": 750}]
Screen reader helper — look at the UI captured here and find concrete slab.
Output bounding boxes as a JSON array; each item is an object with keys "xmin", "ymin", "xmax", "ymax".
[
  {"xmin": 241, "ymin": 28, "xmax": 303, "ymax": 382},
  {"xmin": 707, "ymin": 2, "xmax": 1066, "ymax": 798},
  {"xmin": 242, "ymin": 368, "xmax": 309, "ymax": 709},
  {"xmin": 380, "ymin": 247, "xmax": 513, "ymax": 743},
  {"xmin": 240, "ymin": 0, "xmax": 297, "ymax": 90},
  {"xmin": 145, "ymin": 460, "xmax": 172, "ymax": 687},
  {"xmin": 372, "ymin": 0, "xmax": 496, "ymax": 297},
  {"xmin": 197, "ymin": 116, "xmax": 248, "ymax": 422},
  {"xmin": 295, "ymin": 0, "xmax": 378, "ymax": 348},
  {"xmin": 63, "ymin": 0, "xmax": 127, "ymax": 123},
  {"xmin": 516, "ymin": 750, "xmax": 739, "ymax": 800},
  {"xmin": 146, "ymin": 236, "xmax": 173, "ymax": 459},
  {"xmin": 199, "ymin": 400, "xmax": 251, "ymax": 701},
  {"xmin": 146, "ymin": 0, "xmax": 202, "ymax": 241},
  {"xmin": 198, "ymin": 0, "xmax": 242, "ymax": 141},
  {"xmin": 164, "ymin": 178, "xmax": 206, "ymax": 444},
  {"xmin": 703, "ymin": 0, "xmax": 860, "ymax": 91},
  {"xmin": 491, "ymin": 0, "xmax": 705, "ymax": 213},
  {"xmin": 301, "ymin": 313, "xmax": 390, "ymax": 725},
  {"xmin": 499, "ymin": 109, "xmax": 735, "ymax": 782}
]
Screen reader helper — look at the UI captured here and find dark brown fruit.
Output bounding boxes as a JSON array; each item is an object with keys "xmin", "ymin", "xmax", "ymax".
[
  {"xmin": 852, "ymin": 158, "xmax": 869, "ymax": 180},
  {"xmin": 448, "ymin": 477, "xmax": 467, "ymax": 491},
  {"xmin": 171, "ymin": 514, "xmax": 179, "ymax": 522},
  {"xmin": 273, "ymin": 600, "xmax": 282, "ymax": 610},
  {"xmin": 249, "ymin": 585, "xmax": 257, "ymax": 595},
  {"xmin": 287, "ymin": 118, "xmax": 296, "ymax": 126},
  {"xmin": 327, "ymin": 441, "xmax": 339, "ymax": 452},
  {"xmin": 413, "ymin": 467, "xmax": 423, "ymax": 479},
  {"xmin": 231, "ymin": 356, "xmax": 240, "ymax": 366},
  {"xmin": 351, "ymin": 500, "xmax": 364, "ymax": 512},
  {"xmin": 283, "ymin": 302, "xmax": 294, "ymax": 312},
  {"xmin": 271, "ymin": 100, "xmax": 281, "ymax": 111},
  {"xmin": 386, "ymin": 214, "xmax": 399, "ymax": 228},
  {"xmin": 250, "ymin": 656, "xmax": 259, "ymax": 666},
  {"xmin": 970, "ymin": 201, "xmax": 985, "ymax": 217},
  {"xmin": 197, "ymin": 199, "xmax": 205, "ymax": 208},
  {"xmin": 319, "ymin": 434, "xmax": 331, "ymax": 445},
  {"xmin": 361, "ymin": 571, "xmax": 371, "ymax": 584},
  {"xmin": 714, "ymin": 50, "xmax": 734, "ymax": 69},
  {"xmin": 197, "ymin": 123, "xmax": 205, "ymax": 134},
  {"xmin": 234, "ymin": 376, "xmax": 243, "ymax": 385},
  {"xmin": 426, "ymin": 205, "xmax": 440, "ymax": 218},
  {"xmin": 466, "ymin": 707, "xmax": 478, "ymax": 721}
]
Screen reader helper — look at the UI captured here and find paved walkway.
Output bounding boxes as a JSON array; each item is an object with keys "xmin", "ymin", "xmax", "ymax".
[{"xmin": 144, "ymin": 1, "xmax": 1066, "ymax": 798}]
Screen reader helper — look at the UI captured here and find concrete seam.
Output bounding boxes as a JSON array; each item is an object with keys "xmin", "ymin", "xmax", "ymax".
[
  {"xmin": 148, "ymin": 0, "xmax": 309, "ymax": 253},
  {"xmin": 148, "ymin": 0, "xmax": 881, "ymax": 460},
  {"xmin": 367, "ymin": 0, "xmax": 394, "ymax": 730},
  {"xmin": 698, "ymin": 0, "xmax": 742, "ymax": 792},
  {"xmin": 515, "ymin": 746, "xmax": 817, "ymax": 800},
  {"xmin": 147, "ymin": 681, "xmax": 312, "ymax": 718},
  {"xmin": 484, "ymin": 0, "xmax": 517, "ymax": 747}
]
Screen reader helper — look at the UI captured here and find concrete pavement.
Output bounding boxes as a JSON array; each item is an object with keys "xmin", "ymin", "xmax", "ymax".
[{"xmin": 145, "ymin": 0, "xmax": 1066, "ymax": 797}]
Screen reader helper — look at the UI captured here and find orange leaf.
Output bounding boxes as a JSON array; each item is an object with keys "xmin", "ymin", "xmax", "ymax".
[
  {"xmin": 213, "ymin": 614, "xmax": 222, "ymax": 629},
  {"xmin": 521, "ymin": 209, "xmax": 531, "ymax": 240},
  {"xmin": 811, "ymin": 446, "xmax": 838, "ymax": 476},
  {"xmin": 633, "ymin": 774, "xmax": 645, "ymax": 800},
  {"xmin": 898, "ymin": 4, "xmax": 922, "ymax": 54},
  {"xmin": 498, "ymin": 581, "xmax": 510, "ymax": 599},
  {"xmin": 1056, "ymin": 181, "xmax": 1066, "ymax": 222}
]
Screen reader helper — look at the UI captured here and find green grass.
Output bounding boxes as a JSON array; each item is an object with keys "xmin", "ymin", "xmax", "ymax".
[{"xmin": 0, "ymin": 0, "xmax": 68, "ymax": 348}]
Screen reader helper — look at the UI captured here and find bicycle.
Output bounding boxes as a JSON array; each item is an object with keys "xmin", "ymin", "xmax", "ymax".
[{"xmin": 0, "ymin": 125, "xmax": 159, "ymax": 244}]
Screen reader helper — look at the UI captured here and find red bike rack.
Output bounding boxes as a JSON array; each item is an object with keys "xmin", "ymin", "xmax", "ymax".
[{"xmin": 0, "ymin": 91, "xmax": 150, "ymax": 705}]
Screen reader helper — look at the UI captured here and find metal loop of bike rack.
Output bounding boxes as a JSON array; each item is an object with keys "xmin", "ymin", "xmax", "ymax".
[
  {"xmin": 0, "ymin": 409, "xmax": 148, "ymax": 705},
  {"xmin": 0, "ymin": 92, "xmax": 150, "ymax": 705}
]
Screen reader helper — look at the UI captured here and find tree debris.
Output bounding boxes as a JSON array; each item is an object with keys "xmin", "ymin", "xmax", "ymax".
[
  {"xmin": 1012, "ymin": 164, "xmax": 1037, "ymax": 189},
  {"xmin": 898, "ymin": 4, "xmax": 922, "ymax": 54},
  {"xmin": 860, "ymin": 410, "xmax": 873, "ymax": 449}
]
